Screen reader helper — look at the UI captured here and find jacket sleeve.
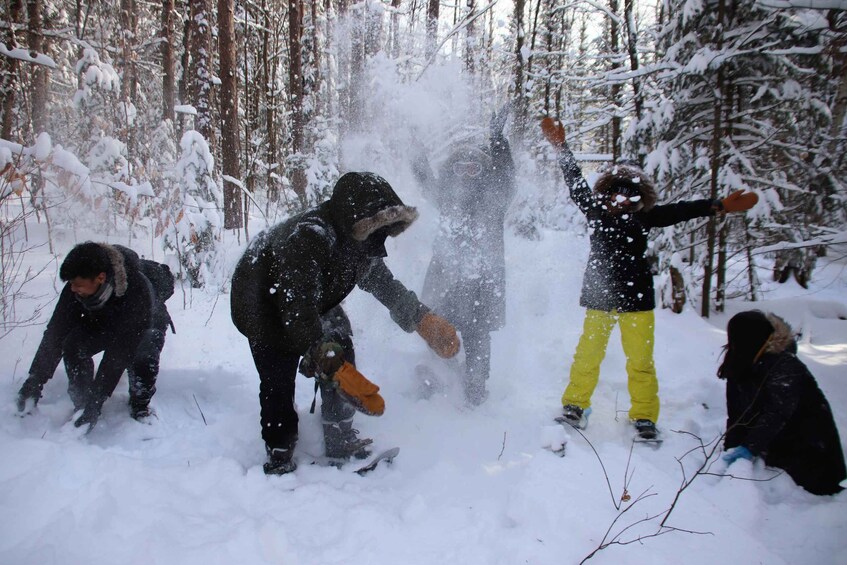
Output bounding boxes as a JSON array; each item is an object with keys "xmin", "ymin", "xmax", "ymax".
[
  {"xmin": 357, "ymin": 259, "xmax": 430, "ymax": 333},
  {"xmin": 741, "ymin": 357, "xmax": 805, "ymax": 456},
  {"xmin": 26, "ymin": 285, "xmax": 77, "ymax": 387},
  {"xmin": 411, "ymin": 150, "xmax": 439, "ymax": 205},
  {"xmin": 491, "ymin": 132, "xmax": 516, "ymax": 203},
  {"xmin": 641, "ymin": 199, "xmax": 715, "ymax": 228},
  {"xmin": 557, "ymin": 145, "xmax": 595, "ymax": 216}
]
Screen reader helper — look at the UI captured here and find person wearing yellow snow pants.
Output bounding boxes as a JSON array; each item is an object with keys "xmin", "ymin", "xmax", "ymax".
[
  {"xmin": 564, "ymin": 309, "xmax": 658, "ymax": 422},
  {"xmin": 539, "ymin": 116, "xmax": 759, "ymax": 439}
]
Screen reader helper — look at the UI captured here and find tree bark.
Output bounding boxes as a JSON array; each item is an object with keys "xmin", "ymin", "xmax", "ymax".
[
  {"xmin": 288, "ymin": 0, "xmax": 307, "ymax": 201},
  {"xmin": 1, "ymin": 0, "xmax": 23, "ymax": 139},
  {"xmin": 512, "ymin": 0, "xmax": 526, "ymax": 135},
  {"xmin": 219, "ymin": 0, "xmax": 242, "ymax": 228},
  {"xmin": 27, "ymin": 0, "xmax": 48, "ymax": 137},
  {"xmin": 161, "ymin": 0, "xmax": 176, "ymax": 122},
  {"xmin": 426, "ymin": 0, "xmax": 439, "ymax": 59},
  {"xmin": 189, "ymin": 0, "xmax": 216, "ymax": 147}
]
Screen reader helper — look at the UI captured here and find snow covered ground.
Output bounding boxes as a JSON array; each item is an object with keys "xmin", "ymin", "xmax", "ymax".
[{"xmin": 1, "ymin": 204, "xmax": 846, "ymax": 564}]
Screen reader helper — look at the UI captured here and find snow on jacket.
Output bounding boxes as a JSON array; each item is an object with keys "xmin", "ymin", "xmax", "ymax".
[
  {"xmin": 230, "ymin": 172, "xmax": 429, "ymax": 354},
  {"xmin": 26, "ymin": 244, "xmax": 154, "ymax": 402},
  {"xmin": 412, "ymin": 132, "xmax": 515, "ymax": 331},
  {"xmin": 558, "ymin": 150, "xmax": 715, "ymax": 312},
  {"xmin": 724, "ymin": 314, "xmax": 846, "ymax": 495}
]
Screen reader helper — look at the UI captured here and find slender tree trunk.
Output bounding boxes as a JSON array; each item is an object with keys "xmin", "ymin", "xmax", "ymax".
[
  {"xmin": 189, "ymin": 0, "xmax": 216, "ymax": 147},
  {"xmin": 624, "ymin": 0, "xmax": 643, "ymax": 164},
  {"xmin": 288, "ymin": 0, "xmax": 307, "ymax": 201},
  {"xmin": 464, "ymin": 0, "xmax": 476, "ymax": 74},
  {"xmin": 609, "ymin": 0, "xmax": 622, "ymax": 162},
  {"xmin": 390, "ymin": 0, "xmax": 401, "ymax": 58},
  {"xmin": 161, "ymin": 0, "xmax": 176, "ymax": 122},
  {"xmin": 1, "ymin": 0, "xmax": 23, "ymax": 139},
  {"xmin": 426, "ymin": 0, "xmax": 439, "ymax": 58},
  {"xmin": 120, "ymin": 0, "xmax": 136, "ymax": 175},
  {"xmin": 27, "ymin": 0, "xmax": 48, "ymax": 137},
  {"xmin": 219, "ymin": 0, "xmax": 242, "ymax": 228},
  {"xmin": 512, "ymin": 0, "xmax": 526, "ymax": 135}
]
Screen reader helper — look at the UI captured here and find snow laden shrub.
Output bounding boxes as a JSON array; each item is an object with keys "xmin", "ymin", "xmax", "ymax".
[{"xmin": 164, "ymin": 131, "xmax": 223, "ymax": 288}]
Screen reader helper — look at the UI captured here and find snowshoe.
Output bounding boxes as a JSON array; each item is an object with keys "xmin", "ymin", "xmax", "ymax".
[
  {"xmin": 632, "ymin": 419, "xmax": 663, "ymax": 444},
  {"xmin": 323, "ymin": 420, "xmax": 373, "ymax": 460},
  {"xmin": 555, "ymin": 405, "xmax": 591, "ymax": 430},
  {"xmin": 355, "ymin": 447, "xmax": 400, "ymax": 475}
]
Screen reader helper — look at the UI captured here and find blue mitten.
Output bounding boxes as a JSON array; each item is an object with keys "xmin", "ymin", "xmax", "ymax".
[{"xmin": 722, "ymin": 445, "xmax": 753, "ymax": 466}]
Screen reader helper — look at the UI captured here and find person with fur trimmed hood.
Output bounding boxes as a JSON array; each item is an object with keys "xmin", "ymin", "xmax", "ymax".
[
  {"xmin": 719, "ymin": 311, "xmax": 845, "ymax": 495},
  {"xmin": 15, "ymin": 242, "xmax": 168, "ymax": 430},
  {"xmin": 540, "ymin": 118, "xmax": 758, "ymax": 440},
  {"xmin": 411, "ymin": 106, "xmax": 515, "ymax": 405},
  {"xmin": 231, "ymin": 172, "xmax": 460, "ymax": 475}
]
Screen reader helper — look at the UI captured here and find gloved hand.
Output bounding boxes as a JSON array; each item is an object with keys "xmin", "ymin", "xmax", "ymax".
[
  {"xmin": 540, "ymin": 117, "xmax": 566, "ymax": 148},
  {"xmin": 490, "ymin": 103, "xmax": 511, "ymax": 138},
  {"xmin": 74, "ymin": 402, "xmax": 103, "ymax": 431},
  {"xmin": 333, "ymin": 362, "xmax": 385, "ymax": 416},
  {"xmin": 16, "ymin": 378, "xmax": 42, "ymax": 414},
  {"xmin": 719, "ymin": 190, "xmax": 758, "ymax": 213},
  {"xmin": 416, "ymin": 312, "xmax": 460, "ymax": 359},
  {"xmin": 722, "ymin": 445, "xmax": 753, "ymax": 466},
  {"xmin": 300, "ymin": 341, "xmax": 345, "ymax": 379}
]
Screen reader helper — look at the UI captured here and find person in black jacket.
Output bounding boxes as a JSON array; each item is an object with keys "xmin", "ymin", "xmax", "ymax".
[
  {"xmin": 231, "ymin": 172, "xmax": 460, "ymax": 475},
  {"xmin": 541, "ymin": 118, "xmax": 758, "ymax": 439},
  {"xmin": 15, "ymin": 242, "xmax": 168, "ymax": 428},
  {"xmin": 411, "ymin": 106, "xmax": 515, "ymax": 405},
  {"xmin": 719, "ymin": 310, "xmax": 846, "ymax": 496}
]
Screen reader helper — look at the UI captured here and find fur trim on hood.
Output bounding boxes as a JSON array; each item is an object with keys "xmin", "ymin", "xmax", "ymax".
[
  {"xmin": 764, "ymin": 313, "xmax": 797, "ymax": 355},
  {"xmin": 593, "ymin": 163, "xmax": 658, "ymax": 212},
  {"xmin": 351, "ymin": 205, "xmax": 419, "ymax": 241},
  {"xmin": 101, "ymin": 244, "xmax": 128, "ymax": 297}
]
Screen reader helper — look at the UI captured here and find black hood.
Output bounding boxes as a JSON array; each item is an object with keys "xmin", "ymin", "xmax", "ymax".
[{"xmin": 327, "ymin": 172, "xmax": 419, "ymax": 241}]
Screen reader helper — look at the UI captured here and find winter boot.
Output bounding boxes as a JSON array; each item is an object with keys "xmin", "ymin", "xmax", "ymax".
[
  {"xmin": 633, "ymin": 419, "xmax": 658, "ymax": 440},
  {"xmin": 561, "ymin": 404, "xmax": 584, "ymax": 426},
  {"xmin": 263, "ymin": 444, "xmax": 298, "ymax": 475},
  {"xmin": 323, "ymin": 419, "xmax": 373, "ymax": 460},
  {"xmin": 129, "ymin": 400, "xmax": 154, "ymax": 421}
]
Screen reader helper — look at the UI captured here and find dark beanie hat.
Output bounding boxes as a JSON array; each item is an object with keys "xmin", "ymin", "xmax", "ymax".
[{"xmin": 719, "ymin": 310, "xmax": 775, "ymax": 379}]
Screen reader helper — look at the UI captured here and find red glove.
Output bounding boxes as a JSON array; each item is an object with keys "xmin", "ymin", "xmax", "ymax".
[
  {"xmin": 417, "ymin": 312, "xmax": 460, "ymax": 359},
  {"xmin": 541, "ymin": 117, "xmax": 566, "ymax": 148},
  {"xmin": 720, "ymin": 190, "xmax": 758, "ymax": 213}
]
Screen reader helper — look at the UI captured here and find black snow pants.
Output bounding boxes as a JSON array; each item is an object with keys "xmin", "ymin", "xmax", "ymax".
[{"xmin": 249, "ymin": 305, "xmax": 358, "ymax": 451}]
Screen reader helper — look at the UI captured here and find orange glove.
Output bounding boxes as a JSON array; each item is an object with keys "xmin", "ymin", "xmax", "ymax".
[
  {"xmin": 720, "ymin": 190, "xmax": 758, "ymax": 213},
  {"xmin": 541, "ymin": 117, "xmax": 566, "ymax": 148},
  {"xmin": 333, "ymin": 361, "xmax": 385, "ymax": 416},
  {"xmin": 417, "ymin": 312, "xmax": 460, "ymax": 358}
]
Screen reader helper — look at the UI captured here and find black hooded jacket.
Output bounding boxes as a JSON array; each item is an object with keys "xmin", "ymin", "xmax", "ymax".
[
  {"xmin": 558, "ymin": 149, "xmax": 716, "ymax": 312},
  {"xmin": 230, "ymin": 172, "xmax": 428, "ymax": 353},
  {"xmin": 723, "ymin": 314, "xmax": 846, "ymax": 495},
  {"xmin": 26, "ymin": 244, "xmax": 154, "ymax": 402}
]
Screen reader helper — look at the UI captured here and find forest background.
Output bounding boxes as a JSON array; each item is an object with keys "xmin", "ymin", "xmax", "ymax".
[{"xmin": 1, "ymin": 0, "xmax": 846, "ymax": 325}]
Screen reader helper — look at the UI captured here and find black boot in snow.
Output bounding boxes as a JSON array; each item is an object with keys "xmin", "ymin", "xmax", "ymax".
[
  {"xmin": 264, "ymin": 445, "xmax": 298, "ymax": 475},
  {"xmin": 323, "ymin": 420, "xmax": 373, "ymax": 460},
  {"xmin": 633, "ymin": 419, "xmax": 658, "ymax": 440}
]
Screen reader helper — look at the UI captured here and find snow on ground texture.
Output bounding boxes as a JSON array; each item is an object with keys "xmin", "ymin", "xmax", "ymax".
[{"xmin": 1, "ymin": 221, "xmax": 845, "ymax": 565}]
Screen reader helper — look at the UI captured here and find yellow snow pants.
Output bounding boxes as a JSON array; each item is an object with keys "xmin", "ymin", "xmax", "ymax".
[{"xmin": 562, "ymin": 309, "xmax": 659, "ymax": 422}]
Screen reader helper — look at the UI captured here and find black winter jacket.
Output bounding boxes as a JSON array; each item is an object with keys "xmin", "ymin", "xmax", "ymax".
[
  {"xmin": 724, "ymin": 317, "xmax": 846, "ymax": 495},
  {"xmin": 26, "ymin": 244, "xmax": 154, "ymax": 403},
  {"xmin": 230, "ymin": 172, "xmax": 428, "ymax": 354},
  {"xmin": 412, "ymin": 132, "xmax": 515, "ymax": 331},
  {"xmin": 559, "ymin": 149, "xmax": 716, "ymax": 312}
]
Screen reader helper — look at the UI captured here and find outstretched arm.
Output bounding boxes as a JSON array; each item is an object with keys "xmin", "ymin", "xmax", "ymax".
[{"xmin": 540, "ymin": 117, "xmax": 595, "ymax": 215}]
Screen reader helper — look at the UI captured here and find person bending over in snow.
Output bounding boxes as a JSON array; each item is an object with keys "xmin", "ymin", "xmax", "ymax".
[
  {"xmin": 231, "ymin": 172, "xmax": 460, "ymax": 475},
  {"xmin": 16, "ymin": 242, "xmax": 174, "ymax": 429},
  {"xmin": 540, "ymin": 117, "xmax": 758, "ymax": 440},
  {"xmin": 718, "ymin": 310, "xmax": 845, "ymax": 495},
  {"xmin": 410, "ymin": 105, "xmax": 515, "ymax": 406}
]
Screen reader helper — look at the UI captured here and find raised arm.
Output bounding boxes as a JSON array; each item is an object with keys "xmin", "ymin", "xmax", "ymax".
[{"xmin": 540, "ymin": 117, "xmax": 595, "ymax": 215}]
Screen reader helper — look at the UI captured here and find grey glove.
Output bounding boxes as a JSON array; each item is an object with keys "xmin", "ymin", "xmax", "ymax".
[
  {"xmin": 490, "ymin": 103, "xmax": 511, "ymax": 138},
  {"xmin": 16, "ymin": 378, "xmax": 42, "ymax": 413}
]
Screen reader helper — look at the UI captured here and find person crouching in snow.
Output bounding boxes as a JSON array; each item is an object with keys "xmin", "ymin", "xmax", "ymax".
[
  {"xmin": 231, "ymin": 172, "xmax": 460, "ymax": 475},
  {"xmin": 540, "ymin": 117, "xmax": 758, "ymax": 440},
  {"xmin": 16, "ymin": 242, "xmax": 172, "ymax": 430},
  {"xmin": 718, "ymin": 310, "xmax": 846, "ymax": 495}
]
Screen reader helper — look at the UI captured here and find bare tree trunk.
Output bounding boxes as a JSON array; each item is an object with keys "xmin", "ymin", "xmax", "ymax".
[
  {"xmin": 189, "ymin": 0, "xmax": 216, "ymax": 147},
  {"xmin": 426, "ymin": 0, "xmax": 439, "ymax": 58},
  {"xmin": 1, "ymin": 0, "xmax": 23, "ymax": 139},
  {"xmin": 264, "ymin": 0, "xmax": 280, "ymax": 203},
  {"xmin": 464, "ymin": 0, "xmax": 476, "ymax": 74},
  {"xmin": 390, "ymin": 0, "xmax": 401, "ymax": 58},
  {"xmin": 27, "ymin": 0, "xmax": 48, "ymax": 137},
  {"xmin": 609, "ymin": 0, "xmax": 622, "ymax": 162},
  {"xmin": 219, "ymin": 0, "xmax": 243, "ymax": 228},
  {"xmin": 624, "ymin": 0, "xmax": 644, "ymax": 164},
  {"xmin": 120, "ymin": 0, "xmax": 136, "ymax": 175},
  {"xmin": 288, "ymin": 0, "xmax": 307, "ymax": 201},
  {"xmin": 161, "ymin": 0, "xmax": 176, "ymax": 122},
  {"xmin": 512, "ymin": 0, "xmax": 526, "ymax": 135}
]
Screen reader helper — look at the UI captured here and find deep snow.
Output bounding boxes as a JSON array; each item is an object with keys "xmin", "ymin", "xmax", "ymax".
[{"xmin": 2, "ymin": 198, "xmax": 846, "ymax": 564}]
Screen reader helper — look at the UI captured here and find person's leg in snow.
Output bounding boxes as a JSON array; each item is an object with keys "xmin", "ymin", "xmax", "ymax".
[
  {"xmin": 562, "ymin": 309, "xmax": 616, "ymax": 414},
  {"xmin": 127, "ymin": 327, "xmax": 166, "ymax": 420},
  {"xmin": 317, "ymin": 307, "xmax": 372, "ymax": 460},
  {"xmin": 618, "ymin": 310, "xmax": 659, "ymax": 430},
  {"xmin": 461, "ymin": 324, "xmax": 491, "ymax": 406},
  {"xmin": 248, "ymin": 339, "xmax": 300, "ymax": 474},
  {"xmin": 62, "ymin": 328, "xmax": 109, "ymax": 411}
]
